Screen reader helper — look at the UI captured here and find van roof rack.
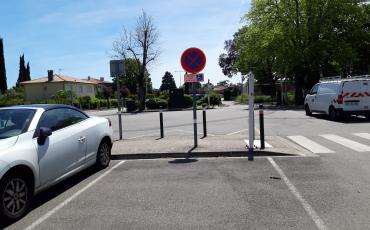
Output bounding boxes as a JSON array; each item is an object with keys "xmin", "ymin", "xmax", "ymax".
[
  {"xmin": 319, "ymin": 75, "xmax": 370, "ymax": 82},
  {"xmin": 319, "ymin": 76, "xmax": 341, "ymax": 82}
]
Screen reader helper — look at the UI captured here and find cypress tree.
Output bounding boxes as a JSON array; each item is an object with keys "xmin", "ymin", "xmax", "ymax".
[
  {"xmin": 17, "ymin": 54, "xmax": 26, "ymax": 86},
  {"xmin": 26, "ymin": 62, "xmax": 30, "ymax": 81},
  {"xmin": 0, "ymin": 38, "xmax": 7, "ymax": 93},
  {"xmin": 160, "ymin": 71, "xmax": 177, "ymax": 92}
]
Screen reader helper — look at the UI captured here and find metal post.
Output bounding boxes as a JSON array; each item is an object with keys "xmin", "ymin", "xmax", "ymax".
[
  {"xmin": 192, "ymin": 83, "xmax": 198, "ymax": 147},
  {"xmin": 116, "ymin": 76, "xmax": 123, "ymax": 140},
  {"xmin": 248, "ymin": 72, "xmax": 255, "ymax": 161},
  {"xmin": 259, "ymin": 104, "xmax": 265, "ymax": 149},
  {"xmin": 160, "ymin": 109, "xmax": 164, "ymax": 138},
  {"xmin": 207, "ymin": 79, "xmax": 210, "ymax": 108},
  {"xmin": 203, "ymin": 107, "xmax": 207, "ymax": 137}
]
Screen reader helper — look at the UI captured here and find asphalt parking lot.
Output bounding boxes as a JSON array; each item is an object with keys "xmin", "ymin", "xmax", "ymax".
[{"xmin": 4, "ymin": 155, "xmax": 370, "ymax": 230}]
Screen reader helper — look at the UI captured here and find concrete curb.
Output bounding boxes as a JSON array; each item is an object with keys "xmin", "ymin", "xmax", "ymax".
[{"xmin": 111, "ymin": 150, "xmax": 297, "ymax": 160}]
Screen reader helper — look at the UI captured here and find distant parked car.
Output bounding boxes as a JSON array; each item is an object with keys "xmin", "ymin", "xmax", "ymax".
[
  {"xmin": 305, "ymin": 76, "xmax": 370, "ymax": 120},
  {"xmin": 0, "ymin": 105, "xmax": 113, "ymax": 222}
]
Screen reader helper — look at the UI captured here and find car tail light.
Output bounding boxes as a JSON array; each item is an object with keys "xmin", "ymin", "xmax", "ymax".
[
  {"xmin": 107, "ymin": 118, "xmax": 112, "ymax": 127},
  {"xmin": 337, "ymin": 94, "xmax": 343, "ymax": 104}
]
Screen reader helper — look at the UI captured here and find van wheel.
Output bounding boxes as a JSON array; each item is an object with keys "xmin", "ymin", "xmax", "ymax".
[
  {"xmin": 329, "ymin": 107, "xmax": 337, "ymax": 121},
  {"xmin": 0, "ymin": 173, "xmax": 31, "ymax": 222},
  {"xmin": 305, "ymin": 104, "xmax": 312, "ymax": 116}
]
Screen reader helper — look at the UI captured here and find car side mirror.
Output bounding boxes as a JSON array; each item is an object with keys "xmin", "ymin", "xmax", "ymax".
[{"xmin": 37, "ymin": 127, "xmax": 52, "ymax": 145}]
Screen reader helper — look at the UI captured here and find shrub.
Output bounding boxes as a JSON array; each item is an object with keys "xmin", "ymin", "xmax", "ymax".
[
  {"xmin": 223, "ymin": 88, "xmax": 231, "ymax": 101},
  {"xmin": 145, "ymin": 98, "xmax": 168, "ymax": 109},
  {"xmin": 158, "ymin": 91, "xmax": 169, "ymax": 100},
  {"xmin": 78, "ymin": 96, "xmax": 91, "ymax": 109},
  {"xmin": 198, "ymin": 92, "xmax": 221, "ymax": 107},
  {"xmin": 235, "ymin": 95, "xmax": 248, "ymax": 103},
  {"xmin": 183, "ymin": 94, "xmax": 193, "ymax": 108}
]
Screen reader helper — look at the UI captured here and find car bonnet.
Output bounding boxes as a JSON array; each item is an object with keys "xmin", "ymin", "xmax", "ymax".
[{"xmin": 0, "ymin": 136, "xmax": 19, "ymax": 152}]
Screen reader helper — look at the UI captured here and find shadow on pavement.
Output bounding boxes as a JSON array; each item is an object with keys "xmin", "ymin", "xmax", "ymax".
[
  {"xmin": 311, "ymin": 114, "xmax": 370, "ymax": 123},
  {"xmin": 168, "ymin": 158, "xmax": 198, "ymax": 164},
  {"xmin": 111, "ymin": 151, "xmax": 297, "ymax": 160}
]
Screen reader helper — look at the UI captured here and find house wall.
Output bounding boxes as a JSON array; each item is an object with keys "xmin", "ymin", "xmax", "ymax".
[
  {"xmin": 64, "ymin": 83, "xmax": 96, "ymax": 98},
  {"xmin": 24, "ymin": 82, "xmax": 96, "ymax": 101},
  {"xmin": 24, "ymin": 83, "xmax": 64, "ymax": 101}
]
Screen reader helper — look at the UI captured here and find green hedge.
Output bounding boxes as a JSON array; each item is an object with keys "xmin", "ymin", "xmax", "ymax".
[
  {"xmin": 197, "ymin": 92, "xmax": 221, "ymax": 107},
  {"xmin": 183, "ymin": 94, "xmax": 193, "ymax": 108},
  {"xmin": 145, "ymin": 98, "xmax": 168, "ymax": 109}
]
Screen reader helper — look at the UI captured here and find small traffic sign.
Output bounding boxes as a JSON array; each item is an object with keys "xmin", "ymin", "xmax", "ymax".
[
  {"xmin": 184, "ymin": 73, "xmax": 204, "ymax": 83},
  {"xmin": 181, "ymin": 48, "xmax": 206, "ymax": 74}
]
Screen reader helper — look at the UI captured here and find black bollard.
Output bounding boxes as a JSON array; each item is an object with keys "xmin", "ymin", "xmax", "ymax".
[
  {"xmin": 203, "ymin": 107, "xmax": 207, "ymax": 137},
  {"xmin": 160, "ymin": 109, "xmax": 164, "ymax": 138},
  {"xmin": 259, "ymin": 104, "xmax": 265, "ymax": 149}
]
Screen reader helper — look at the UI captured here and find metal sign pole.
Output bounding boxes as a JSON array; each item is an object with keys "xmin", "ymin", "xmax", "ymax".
[
  {"xmin": 110, "ymin": 60, "xmax": 125, "ymax": 141},
  {"xmin": 248, "ymin": 72, "xmax": 254, "ymax": 161},
  {"xmin": 116, "ymin": 75, "xmax": 123, "ymax": 140},
  {"xmin": 192, "ymin": 83, "xmax": 198, "ymax": 147}
]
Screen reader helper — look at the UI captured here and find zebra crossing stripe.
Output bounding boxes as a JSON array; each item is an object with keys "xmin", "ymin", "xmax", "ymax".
[
  {"xmin": 320, "ymin": 134, "xmax": 370, "ymax": 152},
  {"xmin": 353, "ymin": 133, "xmax": 370, "ymax": 140},
  {"xmin": 287, "ymin": 136, "xmax": 335, "ymax": 154}
]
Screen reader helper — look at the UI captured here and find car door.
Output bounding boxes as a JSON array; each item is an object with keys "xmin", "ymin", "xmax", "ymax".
[
  {"xmin": 35, "ymin": 108, "xmax": 88, "ymax": 185},
  {"xmin": 307, "ymin": 84, "xmax": 319, "ymax": 111}
]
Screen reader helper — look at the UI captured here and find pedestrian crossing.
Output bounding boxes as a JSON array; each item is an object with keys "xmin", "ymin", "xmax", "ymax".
[{"xmin": 287, "ymin": 133, "xmax": 370, "ymax": 154}]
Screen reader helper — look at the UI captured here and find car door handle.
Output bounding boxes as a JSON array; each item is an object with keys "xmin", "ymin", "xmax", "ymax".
[{"xmin": 78, "ymin": 136, "xmax": 86, "ymax": 142}]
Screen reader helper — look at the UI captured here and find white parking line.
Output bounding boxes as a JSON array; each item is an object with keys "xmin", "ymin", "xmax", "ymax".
[
  {"xmin": 321, "ymin": 134, "xmax": 370, "ymax": 152},
  {"xmin": 268, "ymin": 157, "xmax": 327, "ymax": 230},
  {"xmin": 126, "ymin": 133, "xmax": 158, "ymax": 140},
  {"xmin": 24, "ymin": 161, "xmax": 126, "ymax": 230},
  {"xmin": 287, "ymin": 136, "xmax": 335, "ymax": 154},
  {"xmin": 353, "ymin": 133, "xmax": 370, "ymax": 140},
  {"xmin": 226, "ymin": 129, "xmax": 247, "ymax": 136}
]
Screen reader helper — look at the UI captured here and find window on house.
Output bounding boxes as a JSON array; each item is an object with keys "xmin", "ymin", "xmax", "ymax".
[{"xmin": 79, "ymin": 85, "xmax": 83, "ymax": 93}]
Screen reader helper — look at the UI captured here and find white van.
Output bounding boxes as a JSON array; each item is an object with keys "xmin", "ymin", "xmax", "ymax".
[{"xmin": 305, "ymin": 76, "xmax": 370, "ymax": 120}]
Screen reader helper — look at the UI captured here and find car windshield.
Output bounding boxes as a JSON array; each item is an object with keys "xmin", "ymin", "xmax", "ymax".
[{"xmin": 0, "ymin": 109, "xmax": 35, "ymax": 139}]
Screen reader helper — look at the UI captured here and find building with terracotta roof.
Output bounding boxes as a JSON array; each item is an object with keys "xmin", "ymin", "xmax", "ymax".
[
  {"xmin": 21, "ymin": 70, "xmax": 98, "ymax": 101},
  {"xmin": 83, "ymin": 76, "xmax": 113, "ymax": 90}
]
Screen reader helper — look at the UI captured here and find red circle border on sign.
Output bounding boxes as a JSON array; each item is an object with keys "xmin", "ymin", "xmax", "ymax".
[{"xmin": 181, "ymin": 47, "xmax": 206, "ymax": 74}]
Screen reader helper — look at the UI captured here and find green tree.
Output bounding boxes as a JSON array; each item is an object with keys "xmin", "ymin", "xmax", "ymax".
[
  {"xmin": 225, "ymin": 0, "xmax": 370, "ymax": 105},
  {"xmin": 160, "ymin": 71, "xmax": 177, "ymax": 92},
  {"xmin": 26, "ymin": 62, "xmax": 30, "ymax": 81},
  {"xmin": 0, "ymin": 38, "xmax": 7, "ymax": 93},
  {"xmin": 113, "ymin": 10, "xmax": 160, "ymax": 111},
  {"xmin": 16, "ymin": 54, "xmax": 31, "ymax": 86},
  {"xmin": 111, "ymin": 58, "xmax": 152, "ymax": 95}
]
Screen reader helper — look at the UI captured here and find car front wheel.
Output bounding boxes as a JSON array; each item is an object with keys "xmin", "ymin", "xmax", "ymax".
[
  {"xmin": 96, "ymin": 140, "xmax": 111, "ymax": 169},
  {"xmin": 0, "ymin": 173, "xmax": 31, "ymax": 222},
  {"xmin": 305, "ymin": 104, "xmax": 312, "ymax": 116}
]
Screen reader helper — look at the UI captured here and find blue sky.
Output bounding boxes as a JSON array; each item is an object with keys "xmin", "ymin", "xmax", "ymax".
[{"xmin": 0, "ymin": 0, "xmax": 250, "ymax": 89}]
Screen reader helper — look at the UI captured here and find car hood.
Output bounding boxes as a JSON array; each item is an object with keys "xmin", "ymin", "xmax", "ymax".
[{"xmin": 0, "ymin": 136, "xmax": 19, "ymax": 152}]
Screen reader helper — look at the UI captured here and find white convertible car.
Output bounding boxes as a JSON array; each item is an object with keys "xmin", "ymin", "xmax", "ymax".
[{"xmin": 0, "ymin": 104, "xmax": 113, "ymax": 222}]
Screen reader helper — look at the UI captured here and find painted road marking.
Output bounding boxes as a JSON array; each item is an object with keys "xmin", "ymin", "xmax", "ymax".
[
  {"xmin": 320, "ymin": 134, "xmax": 370, "ymax": 152},
  {"xmin": 353, "ymin": 133, "xmax": 370, "ymax": 140},
  {"xmin": 226, "ymin": 129, "xmax": 247, "ymax": 136},
  {"xmin": 268, "ymin": 157, "xmax": 327, "ymax": 230},
  {"xmin": 25, "ymin": 161, "xmax": 126, "ymax": 230},
  {"xmin": 287, "ymin": 136, "xmax": 335, "ymax": 154}
]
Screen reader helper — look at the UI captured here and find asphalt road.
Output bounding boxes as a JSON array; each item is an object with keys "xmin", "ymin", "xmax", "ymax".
[
  {"xmin": 4, "ymin": 156, "xmax": 370, "ymax": 230},
  {"xmin": 3, "ymin": 103, "xmax": 370, "ymax": 229}
]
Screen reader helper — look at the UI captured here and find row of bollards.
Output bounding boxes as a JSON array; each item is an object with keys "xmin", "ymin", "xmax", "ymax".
[{"xmin": 159, "ymin": 107, "xmax": 208, "ymax": 139}]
